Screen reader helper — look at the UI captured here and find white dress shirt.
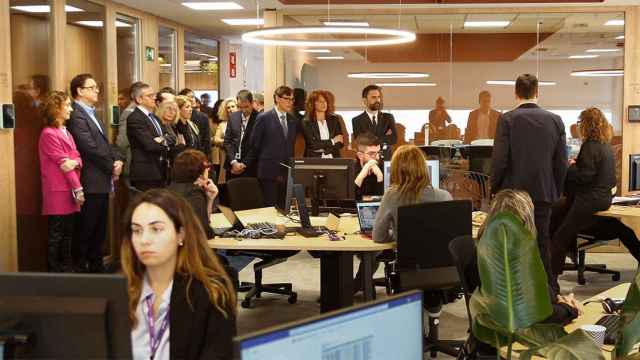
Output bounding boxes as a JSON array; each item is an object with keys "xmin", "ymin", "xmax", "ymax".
[{"xmin": 317, "ymin": 119, "xmax": 333, "ymax": 158}]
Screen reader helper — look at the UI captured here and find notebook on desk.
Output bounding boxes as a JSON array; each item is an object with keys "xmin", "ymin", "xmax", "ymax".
[{"xmin": 356, "ymin": 202, "xmax": 381, "ymax": 237}]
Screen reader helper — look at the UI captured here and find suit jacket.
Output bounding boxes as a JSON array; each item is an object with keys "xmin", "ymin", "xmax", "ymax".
[
  {"xmin": 491, "ymin": 103, "xmax": 567, "ymax": 203},
  {"xmin": 191, "ymin": 110, "xmax": 211, "ymax": 159},
  {"xmin": 223, "ymin": 110, "xmax": 257, "ymax": 175},
  {"xmin": 567, "ymin": 139, "xmax": 616, "ymax": 210},
  {"xmin": 464, "ymin": 108, "xmax": 501, "ymax": 144},
  {"xmin": 127, "ymin": 107, "xmax": 170, "ymax": 183},
  {"xmin": 352, "ymin": 111, "xmax": 397, "ymax": 159},
  {"xmin": 302, "ymin": 114, "xmax": 344, "ymax": 158},
  {"xmin": 170, "ymin": 274, "xmax": 236, "ymax": 360},
  {"xmin": 67, "ymin": 101, "xmax": 122, "ymax": 194},
  {"xmin": 246, "ymin": 108, "xmax": 296, "ymax": 180}
]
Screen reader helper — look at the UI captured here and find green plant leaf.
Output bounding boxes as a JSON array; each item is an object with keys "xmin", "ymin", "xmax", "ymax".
[
  {"xmin": 475, "ymin": 211, "xmax": 553, "ymax": 333},
  {"xmin": 515, "ymin": 323, "xmax": 568, "ymax": 348},
  {"xmin": 521, "ymin": 329, "xmax": 604, "ymax": 360},
  {"xmin": 616, "ymin": 271, "xmax": 640, "ymax": 357}
]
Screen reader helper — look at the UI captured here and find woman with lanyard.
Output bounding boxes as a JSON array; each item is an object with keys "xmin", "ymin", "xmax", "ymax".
[{"xmin": 122, "ymin": 189, "xmax": 237, "ymax": 359}]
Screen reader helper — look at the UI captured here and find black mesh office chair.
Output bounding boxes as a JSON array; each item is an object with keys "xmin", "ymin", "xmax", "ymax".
[
  {"xmin": 225, "ymin": 177, "xmax": 298, "ymax": 308},
  {"xmin": 392, "ymin": 200, "xmax": 472, "ymax": 358}
]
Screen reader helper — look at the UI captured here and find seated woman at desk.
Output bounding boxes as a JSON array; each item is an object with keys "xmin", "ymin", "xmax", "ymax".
[{"xmin": 122, "ymin": 189, "xmax": 237, "ymax": 360}]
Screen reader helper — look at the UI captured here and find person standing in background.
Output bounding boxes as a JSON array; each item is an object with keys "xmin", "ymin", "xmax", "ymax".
[
  {"xmin": 464, "ymin": 91, "xmax": 501, "ymax": 144},
  {"xmin": 39, "ymin": 91, "xmax": 84, "ymax": 272},
  {"xmin": 213, "ymin": 98, "xmax": 237, "ymax": 184},
  {"xmin": 302, "ymin": 90, "xmax": 344, "ymax": 158},
  {"xmin": 224, "ymin": 90, "xmax": 258, "ymax": 179},
  {"xmin": 428, "ymin": 96, "xmax": 452, "ymax": 141},
  {"xmin": 352, "ymin": 85, "xmax": 397, "ymax": 161},
  {"xmin": 117, "ymin": 82, "xmax": 145, "ymax": 180},
  {"xmin": 179, "ymin": 88, "xmax": 211, "ymax": 161},
  {"xmin": 252, "ymin": 92, "xmax": 265, "ymax": 113}
]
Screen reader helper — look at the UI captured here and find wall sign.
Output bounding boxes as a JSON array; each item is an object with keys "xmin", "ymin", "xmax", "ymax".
[
  {"xmin": 229, "ymin": 52, "xmax": 237, "ymax": 78},
  {"xmin": 630, "ymin": 105, "xmax": 640, "ymax": 122},
  {"xmin": 145, "ymin": 47, "xmax": 155, "ymax": 62}
]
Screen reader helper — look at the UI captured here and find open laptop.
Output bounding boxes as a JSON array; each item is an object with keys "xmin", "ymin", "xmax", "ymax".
[{"xmin": 356, "ymin": 201, "xmax": 381, "ymax": 237}]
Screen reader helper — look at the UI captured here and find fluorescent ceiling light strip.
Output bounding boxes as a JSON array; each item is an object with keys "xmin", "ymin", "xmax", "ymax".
[
  {"xmin": 316, "ymin": 56, "xmax": 344, "ymax": 60},
  {"xmin": 616, "ymin": 35, "xmax": 625, "ymax": 40},
  {"xmin": 242, "ymin": 26, "xmax": 416, "ymax": 47},
  {"xmin": 570, "ymin": 69, "xmax": 623, "ymax": 77},
  {"xmin": 464, "ymin": 21, "xmax": 510, "ymax": 28},
  {"xmin": 182, "ymin": 2, "xmax": 243, "ymax": 10},
  {"xmin": 569, "ymin": 55, "xmax": 599, "ymax": 59},
  {"xmin": 486, "ymin": 80, "xmax": 557, "ymax": 86},
  {"xmin": 74, "ymin": 20, "xmax": 131, "ymax": 28},
  {"xmin": 323, "ymin": 21, "xmax": 369, "ymax": 27},
  {"xmin": 604, "ymin": 19, "xmax": 624, "ymax": 26},
  {"xmin": 222, "ymin": 18, "xmax": 264, "ymax": 26},
  {"xmin": 301, "ymin": 49, "xmax": 331, "ymax": 53},
  {"xmin": 586, "ymin": 48, "xmax": 620, "ymax": 53},
  {"xmin": 348, "ymin": 72, "xmax": 429, "ymax": 79},
  {"xmin": 376, "ymin": 82, "xmax": 437, "ymax": 87},
  {"xmin": 11, "ymin": 5, "xmax": 84, "ymax": 13}
]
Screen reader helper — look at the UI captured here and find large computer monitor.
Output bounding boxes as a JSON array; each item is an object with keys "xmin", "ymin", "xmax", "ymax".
[
  {"xmin": 467, "ymin": 145, "xmax": 493, "ymax": 175},
  {"xmin": 384, "ymin": 160, "xmax": 439, "ymax": 190},
  {"xmin": 0, "ymin": 272, "xmax": 132, "ymax": 358},
  {"xmin": 292, "ymin": 158, "xmax": 357, "ymax": 215},
  {"xmin": 276, "ymin": 161, "xmax": 294, "ymax": 214},
  {"xmin": 235, "ymin": 290, "xmax": 423, "ymax": 360}
]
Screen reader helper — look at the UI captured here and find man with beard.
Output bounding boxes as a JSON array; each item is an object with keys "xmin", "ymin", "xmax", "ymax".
[{"xmin": 352, "ymin": 85, "xmax": 397, "ymax": 160}]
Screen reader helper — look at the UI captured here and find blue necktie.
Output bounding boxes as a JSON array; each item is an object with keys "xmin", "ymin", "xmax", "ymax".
[
  {"xmin": 280, "ymin": 114, "xmax": 288, "ymax": 137},
  {"xmin": 149, "ymin": 113, "xmax": 162, "ymax": 136}
]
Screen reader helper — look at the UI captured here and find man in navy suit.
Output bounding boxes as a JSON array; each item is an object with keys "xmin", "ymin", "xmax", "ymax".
[
  {"xmin": 351, "ymin": 85, "xmax": 397, "ymax": 161},
  {"xmin": 224, "ymin": 89, "xmax": 258, "ymax": 179},
  {"xmin": 67, "ymin": 73, "xmax": 124, "ymax": 273},
  {"xmin": 246, "ymin": 86, "xmax": 297, "ymax": 206}
]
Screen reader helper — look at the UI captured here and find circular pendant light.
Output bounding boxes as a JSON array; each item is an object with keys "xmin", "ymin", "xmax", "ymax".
[
  {"xmin": 348, "ymin": 72, "xmax": 429, "ymax": 79},
  {"xmin": 241, "ymin": 26, "xmax": 416, "ymax": 47}
]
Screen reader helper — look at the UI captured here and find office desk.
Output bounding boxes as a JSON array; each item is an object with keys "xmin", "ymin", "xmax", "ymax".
[
  {"xmin": 208, "ymin": 209, "xmax": 394, "ymax": 312},
  {"xmin": 598, "ymin": 205, "xmax": 640, "ymax": 239},
  {"xmin": 501, "ymin": 283, "xmax": 631, "ymax": 359}
]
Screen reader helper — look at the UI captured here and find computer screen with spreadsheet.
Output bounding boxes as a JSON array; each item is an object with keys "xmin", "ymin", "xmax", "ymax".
[{"xmin": 235, "ymin": 291, "xmax": 423, "ymax": 360}]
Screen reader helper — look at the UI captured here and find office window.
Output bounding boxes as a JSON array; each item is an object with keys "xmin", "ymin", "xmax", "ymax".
[
  {"xmin": 115, "ymin": 13, "xmax": 140, "ymax": 95},
  {"xmin": 184, "ymin": 32, "xmax": 219, "ymax": 101},
  {"xmin": 159, "ymin": 25, "xmax": 177, "ymax": 90}
]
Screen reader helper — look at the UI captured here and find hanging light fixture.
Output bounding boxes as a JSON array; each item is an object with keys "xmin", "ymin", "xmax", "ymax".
[
  {"xmin": 570, "ymin": 69, "xmax": 623, "ymax": 77},
  {"xmin": 348, "ymin": 72, "xmax": 429, "ymax": 79}
]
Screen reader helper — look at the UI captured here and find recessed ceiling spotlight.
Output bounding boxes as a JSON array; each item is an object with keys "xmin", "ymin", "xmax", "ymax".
[{"xmin": 182, "ymin": 2, "xmax": 243, "ymax": 10}]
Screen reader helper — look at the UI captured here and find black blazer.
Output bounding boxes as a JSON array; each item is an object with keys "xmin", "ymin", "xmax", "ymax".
[
  {"xmin": 223, "ymin": 110, "xmax": 258, "ymax": 172},
  {"xmin": 567, "ymin": 139, "xmax": 616, "ymax": 209},
  {"xmin": 246, "ymin": 109, "xmax": 297, "ymax": 180},
  {"xmin": 127, "ymin": 107, "xmax": 170, "ymax": 182},
  {"xmin": 169, "ymin": 274, "xmax": 236, "ymax": 360},
  {"xmin": 191, "ymin": 110, "xmax": 211, "ymax": 159},
  {"xmin": 352, "ymin": 111, "xmax": 397, "ymax": 158},
  {"xmin": 302, "ymin": 114, "xmax": 344, "ymax": 158},
  {"xmin": 67, "ymin": 101, "xmax": 122, "ymax": 194},
  {"xmin": 491, "ymin": 103, "xmax": 567, "ymax": 204}
]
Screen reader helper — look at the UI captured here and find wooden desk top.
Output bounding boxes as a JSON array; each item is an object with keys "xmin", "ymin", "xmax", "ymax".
[
  {"xmin": 598, "ymin": 205, "xmax": 640, "ymax": 219},
  {"xmin": 502, "ymin": 283, "xmax": 631, "ymax": 359},
  {"xmin": 208, "ymin": 209, "xmax": 394, "ymax": 252}
]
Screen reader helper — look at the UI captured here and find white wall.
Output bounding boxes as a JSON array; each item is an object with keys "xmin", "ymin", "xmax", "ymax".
[{"xmin": 219, "ymin": 41, "xmax": 264, "ymax": 99}]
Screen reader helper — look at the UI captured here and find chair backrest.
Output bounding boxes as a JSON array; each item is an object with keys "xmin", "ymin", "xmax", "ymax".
[
  {"xmin": 449, "ymin": 235, "xmax": 480, "ymax": 329},
  {"xmin": 226, "ymin": 177, "xmax": 264, "ymax": 211},
  {"xmin": 396, "ymin": 200, "xmax": 472, "ymax": 289}
]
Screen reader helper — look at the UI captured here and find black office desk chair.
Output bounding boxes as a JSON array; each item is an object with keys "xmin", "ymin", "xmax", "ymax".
[
  {"xmin": 392, "ymin": 200, "xmax": 472, "ymax": 358},
  {"xmin": 225, "ymin": 177, "xmax": 298, "ymax": 308}
]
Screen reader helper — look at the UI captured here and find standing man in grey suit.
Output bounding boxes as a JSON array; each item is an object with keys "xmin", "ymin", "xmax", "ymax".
[
  {"xmin": 224, "ymin": 89, "xmax": 258, "ymax": 179},
  {"xmin": 351, "ymin": 85, "xmax": 397, "ymax": 161},
  {"xmin": 491, "ymin": 73, "xmax": 568, "ymax": 280},
  {"xmin": 246, "ymin": 86, "xmax": 297, "ymax": 206},
  {"xmin": 67, "ymin": 73, "xmax": 124, "ymax": 273}
]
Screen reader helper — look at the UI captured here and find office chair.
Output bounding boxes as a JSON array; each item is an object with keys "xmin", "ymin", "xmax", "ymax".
[
  {"xmin": 449, "ymin": 236, "xmax": 497, "ymax": 360},
  {"xmin": 393, "ymin": 200, "xmax": 472, "ymax": 358},
  {"xmin": 225, "ymin": 177, "xmax": 298, "ymax": 308},
  {"xmin": 440, "ymin": 169, "xmax": 491, "ymax": 212}
]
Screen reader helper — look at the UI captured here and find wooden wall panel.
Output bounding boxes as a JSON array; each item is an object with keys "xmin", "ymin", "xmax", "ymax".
[
  {"xmin": 185, "ymin": 72, "xmax": 219, "ymax": 91},
  {"xmin": 622, "ymin": 6, "xmax": 640, "ymax": 194},
  {"xmin": 10, "ymin": 15, "xmax": 48, "ymax": 88},
  {"xmin": 64, "ymin": 25, "xmax": 105, "ymax": 90},
  {"xmin": 50, "ymin": 0, "xmax": 66, "ymax": 91}
]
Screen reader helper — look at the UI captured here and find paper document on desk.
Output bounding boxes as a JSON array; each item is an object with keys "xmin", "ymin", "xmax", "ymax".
[{"xmin": 612, "ymin": 196, "xmax": 640, "ymax": 205}]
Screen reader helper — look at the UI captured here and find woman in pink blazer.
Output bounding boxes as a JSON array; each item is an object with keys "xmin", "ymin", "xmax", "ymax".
[{"xmin": 38, "ymin": 91, "xmax": 84, "ymax": 272}]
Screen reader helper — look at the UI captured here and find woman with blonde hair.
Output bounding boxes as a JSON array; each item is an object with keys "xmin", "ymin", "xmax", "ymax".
[
  {"xmin": 174, "ymin": 95, "xmax": 202, "ymax": 152},
  {"xmin": 122, "ymin": 188, "xmax": 236, "ymax": 359},
  {"xmin": 211, "ymin": 98, "xmax": 237, "ymax": 183},
  {"xmin": 550, "ymin": 107, "xmax": 616, "ymax": 291}
]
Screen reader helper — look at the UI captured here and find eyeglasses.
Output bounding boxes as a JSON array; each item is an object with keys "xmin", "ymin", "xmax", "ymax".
[
  {"xmin": 279, "ymin": 96, "xmax": 294, "ymax": 102},
  {"xmin": 81, "ymin": 85, "xmax": 100, "ymax": 92},
  {"xmin": 359, "ymin": 150, "xmax": 382, "ymax": 158}
]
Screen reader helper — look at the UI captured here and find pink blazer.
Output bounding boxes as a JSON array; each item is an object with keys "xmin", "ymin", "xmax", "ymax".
[{"xmin": 39, "ymin": 126, "xmax": 83, "ymax": 215}]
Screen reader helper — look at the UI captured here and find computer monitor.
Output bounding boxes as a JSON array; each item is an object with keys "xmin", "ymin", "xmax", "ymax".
[
  {"xmin": 384, "ymin": 160, "xmax": 439, "ymax": 190},
  {"xmin": 467, "ymin": 145, "xmax": 493, "ymax": 175},
  {"xmin": 235, "ymin": 290, "xmax": 423, "ymax": 360},
  {"xmin": 276, "ymin": 161, "xmax": 294, "ymax": 214},
  {"xmin": 292, "ymin": 158, "xmax": 357, "ymax": 215},
  {"xmin": 0, "ymin": 272, "xmax": 131, "ymax": 358}
]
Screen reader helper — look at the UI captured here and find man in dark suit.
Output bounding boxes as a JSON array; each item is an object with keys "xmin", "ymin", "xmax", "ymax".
[
  {"xmin": 224, "ymin": 89, "xmax": 258, "ymax": 179},
  {"xmin": 246, "ymin": 86, "xmax": 297, "ymax": 206},
  {"xmin": 67, "ymin": 73, "xmax": 124, "ymax": 273},
  {"xmin": 127, "ymin": 82, "xmax": 171, "ymax": 191},
  {"xmin": 491, "ymin": 73, "xmax": 567, "ymax": 279},
  {"xmin": 179, "ymin": 88, "xmax": 211, "ymax": 160},
  {"xmin": 352, "ymin": 85, "xmax": 397, "ymax": 160}
]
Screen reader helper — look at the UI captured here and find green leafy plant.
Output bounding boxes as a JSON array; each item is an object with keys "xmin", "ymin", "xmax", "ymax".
[
  {"xmin": 470, "ymin": 211, "xmax": 603, "ymax": 359},
  {"xmin": 615, "ymin": 270, "xmax": 640, "ymax": 359}
]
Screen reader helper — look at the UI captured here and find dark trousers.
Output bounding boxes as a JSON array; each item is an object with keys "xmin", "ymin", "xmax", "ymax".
[
  {"xmin": 47, "ymin": 215, "xmax": 74, "ymax": 272},
  {"xmin": 131, "ymin": 180, "xmax": 165, "ymax": 192},
  {"xmin": 551, "ymin": 197, "xmax": 598, "ymax": 276},
  {"xmin": 259, "ymin": 178, "xmax": 278, "ymax": 207},
  {"xmin": 74, "ymin": 193, "xmax": 109, "ymax": 271},
  {"xmin": 589, "ymin": 217, "xmax": 640, "ymax": 262},
  {"xmin": 534, "ymin": 201, "xmax": 553, "ymax": 283}
]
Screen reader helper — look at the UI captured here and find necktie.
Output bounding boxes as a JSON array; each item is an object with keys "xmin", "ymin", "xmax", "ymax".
[
  {"xmin": 280, "ymin": 114, "xmax": 288, "ymax": 137},
  {"xmin": 239, "ymin": 121, "xmax": 247, "ymax": 158},
  {"xmin": 372, "ymin": 114, "xmax": 377, "ymax": 127},
  {"xmin": 149, "ymin": 113, "xmax": 162, "ymax": 136}
]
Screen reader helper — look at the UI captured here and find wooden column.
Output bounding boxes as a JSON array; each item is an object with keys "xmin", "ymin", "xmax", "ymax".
[
  {"xmin": 141, "ymin": 16, "xmax": 159, "ymax": 89},
  {"xmin": 263, "ymin": 10, "xmax": 284, "ymax": 108},
  {"xmin": 622, "ymin": 6, "xmax": 640, "ymax": 194},
  {"xmin": 177, "ymin": 27, "xmax": 186, "ymax": 91},
  {"xmin": 0, "ymin": 0, "xmax": 17, "ymax": 272},
  {"xmin": 105, "ymin": 1, "xmax": 118, "ymax": 134},
  {"xmin": 49, "ymin": 0, "xmax": 66, "ymax": 91}
]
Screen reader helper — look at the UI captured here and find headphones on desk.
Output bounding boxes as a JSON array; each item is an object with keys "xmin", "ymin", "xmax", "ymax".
[{"xmin": 584, "ymin": 298, "xmax": 624, "ymax": 314}]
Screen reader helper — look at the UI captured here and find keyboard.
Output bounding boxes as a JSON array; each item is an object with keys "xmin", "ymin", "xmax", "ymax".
[
  {"xmin": 246, "ymin": 222, "xmax": 277, "ymax": 231},
  {"xmin": 595, "ymin": 314, "xmax": 621, "ymax": 345}
]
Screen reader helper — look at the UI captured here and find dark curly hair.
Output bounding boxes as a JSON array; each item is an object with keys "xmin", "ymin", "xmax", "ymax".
[
  {"xmin": 305, "ymin": 90, "xmax": 335, "ymax": 121},
  {"xmin": 42, "ymin": 91, "xmax": 70, "ymax": 127},
  {"xmin": 579, "ymin": 107, "xmax": 612, "ymax": 144}
]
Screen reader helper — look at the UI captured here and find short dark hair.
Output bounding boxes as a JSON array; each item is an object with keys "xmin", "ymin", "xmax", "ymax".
[
  {"xmin": 130, "ymin": 82, "xmax": 151, "ymax": 104},
  {"xmin": 236, "ymin": 89, "xmax": 253, "ymax": 103},
  {"xmin": 70, "ymin": 73, "xmax": 93, "ymax": 98},
  {"xmin": 159, "ymin": 87, "xmax": 176, "ymax": 96},
  {"xmin": 179, "ymin": 88, "xmax": 194, "ymax": 96},
  {"xmin": 362, "ymin": 85, "xmax": 381, "ymax": 99},
  {"xmin": 273, "ymin": 85, "xmax": 293, "ymax": 102},
  {"xmin": 172, "ymin": 149, "xmax": 209, "ymax": 183},
  {"xmin": 355, "ymin": 132, "xmax": 380, "ymax": 150},
  {"xmin": 515, "ymin": 74, "xmax": 538, "ymax": 100},
  {"xmin": 201, "ymin": 93, "xmax": 210, "ymax": 99}
]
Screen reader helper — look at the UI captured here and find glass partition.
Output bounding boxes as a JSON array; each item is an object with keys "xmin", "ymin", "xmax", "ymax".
[
  {"xmin": 116, "ymin": 13, "xmax": 140, "ymax": 95},
  {"xmin": 159, "ymin": 25, "xmax": 177, "ymax": 90},
  {"xmin": 184, "ymin": 32, "xmax": 219, "ymax": 101}
]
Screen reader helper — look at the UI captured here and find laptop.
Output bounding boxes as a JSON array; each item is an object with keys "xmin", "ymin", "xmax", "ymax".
[{"xmin": 356, "ymin": 201, "xmax": 381, "ymax": 237}]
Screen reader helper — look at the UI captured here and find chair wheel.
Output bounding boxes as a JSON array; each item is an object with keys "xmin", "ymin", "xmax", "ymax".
[
  {"xmin": 241, "ymin": 299, "xmax": 253, "ymax": 308},
  {"xmin": 288, "ymin": 293, "xmax": 298, "ymax": 304},
  {"xmin": 613, "ymin": 273, "xmax": 621, "ymax": 281}
]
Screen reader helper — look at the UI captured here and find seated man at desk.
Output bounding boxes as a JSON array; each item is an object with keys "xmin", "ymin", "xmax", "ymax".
[{"xmin": 354, "ymin": 133, "xmax": 384, "ymax": 200}]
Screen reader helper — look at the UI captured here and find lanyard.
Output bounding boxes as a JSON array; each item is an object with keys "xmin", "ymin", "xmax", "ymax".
[{"xmin": 144, "ymin": 295, "xmax": 170, "ymax": 360}]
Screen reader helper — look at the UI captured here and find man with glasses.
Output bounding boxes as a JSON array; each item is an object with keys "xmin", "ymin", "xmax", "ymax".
[
  {"xmin": 246, "ymin": 85, "xmax": 297, "ymax": 206},
  {"xmin": 224, "ymin": 89, "xmax": 258, "ymax": 179},
  {"xmin": 354, "ymin": 133, "xmax": 384, "ymax": 201},
  {"xmin": 127, "ymin": 82, "xmax": 172, "ymax": 191},
  {"xmin": 67, "ymin": 73, "xmax": 124, "ymax": 273}
]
